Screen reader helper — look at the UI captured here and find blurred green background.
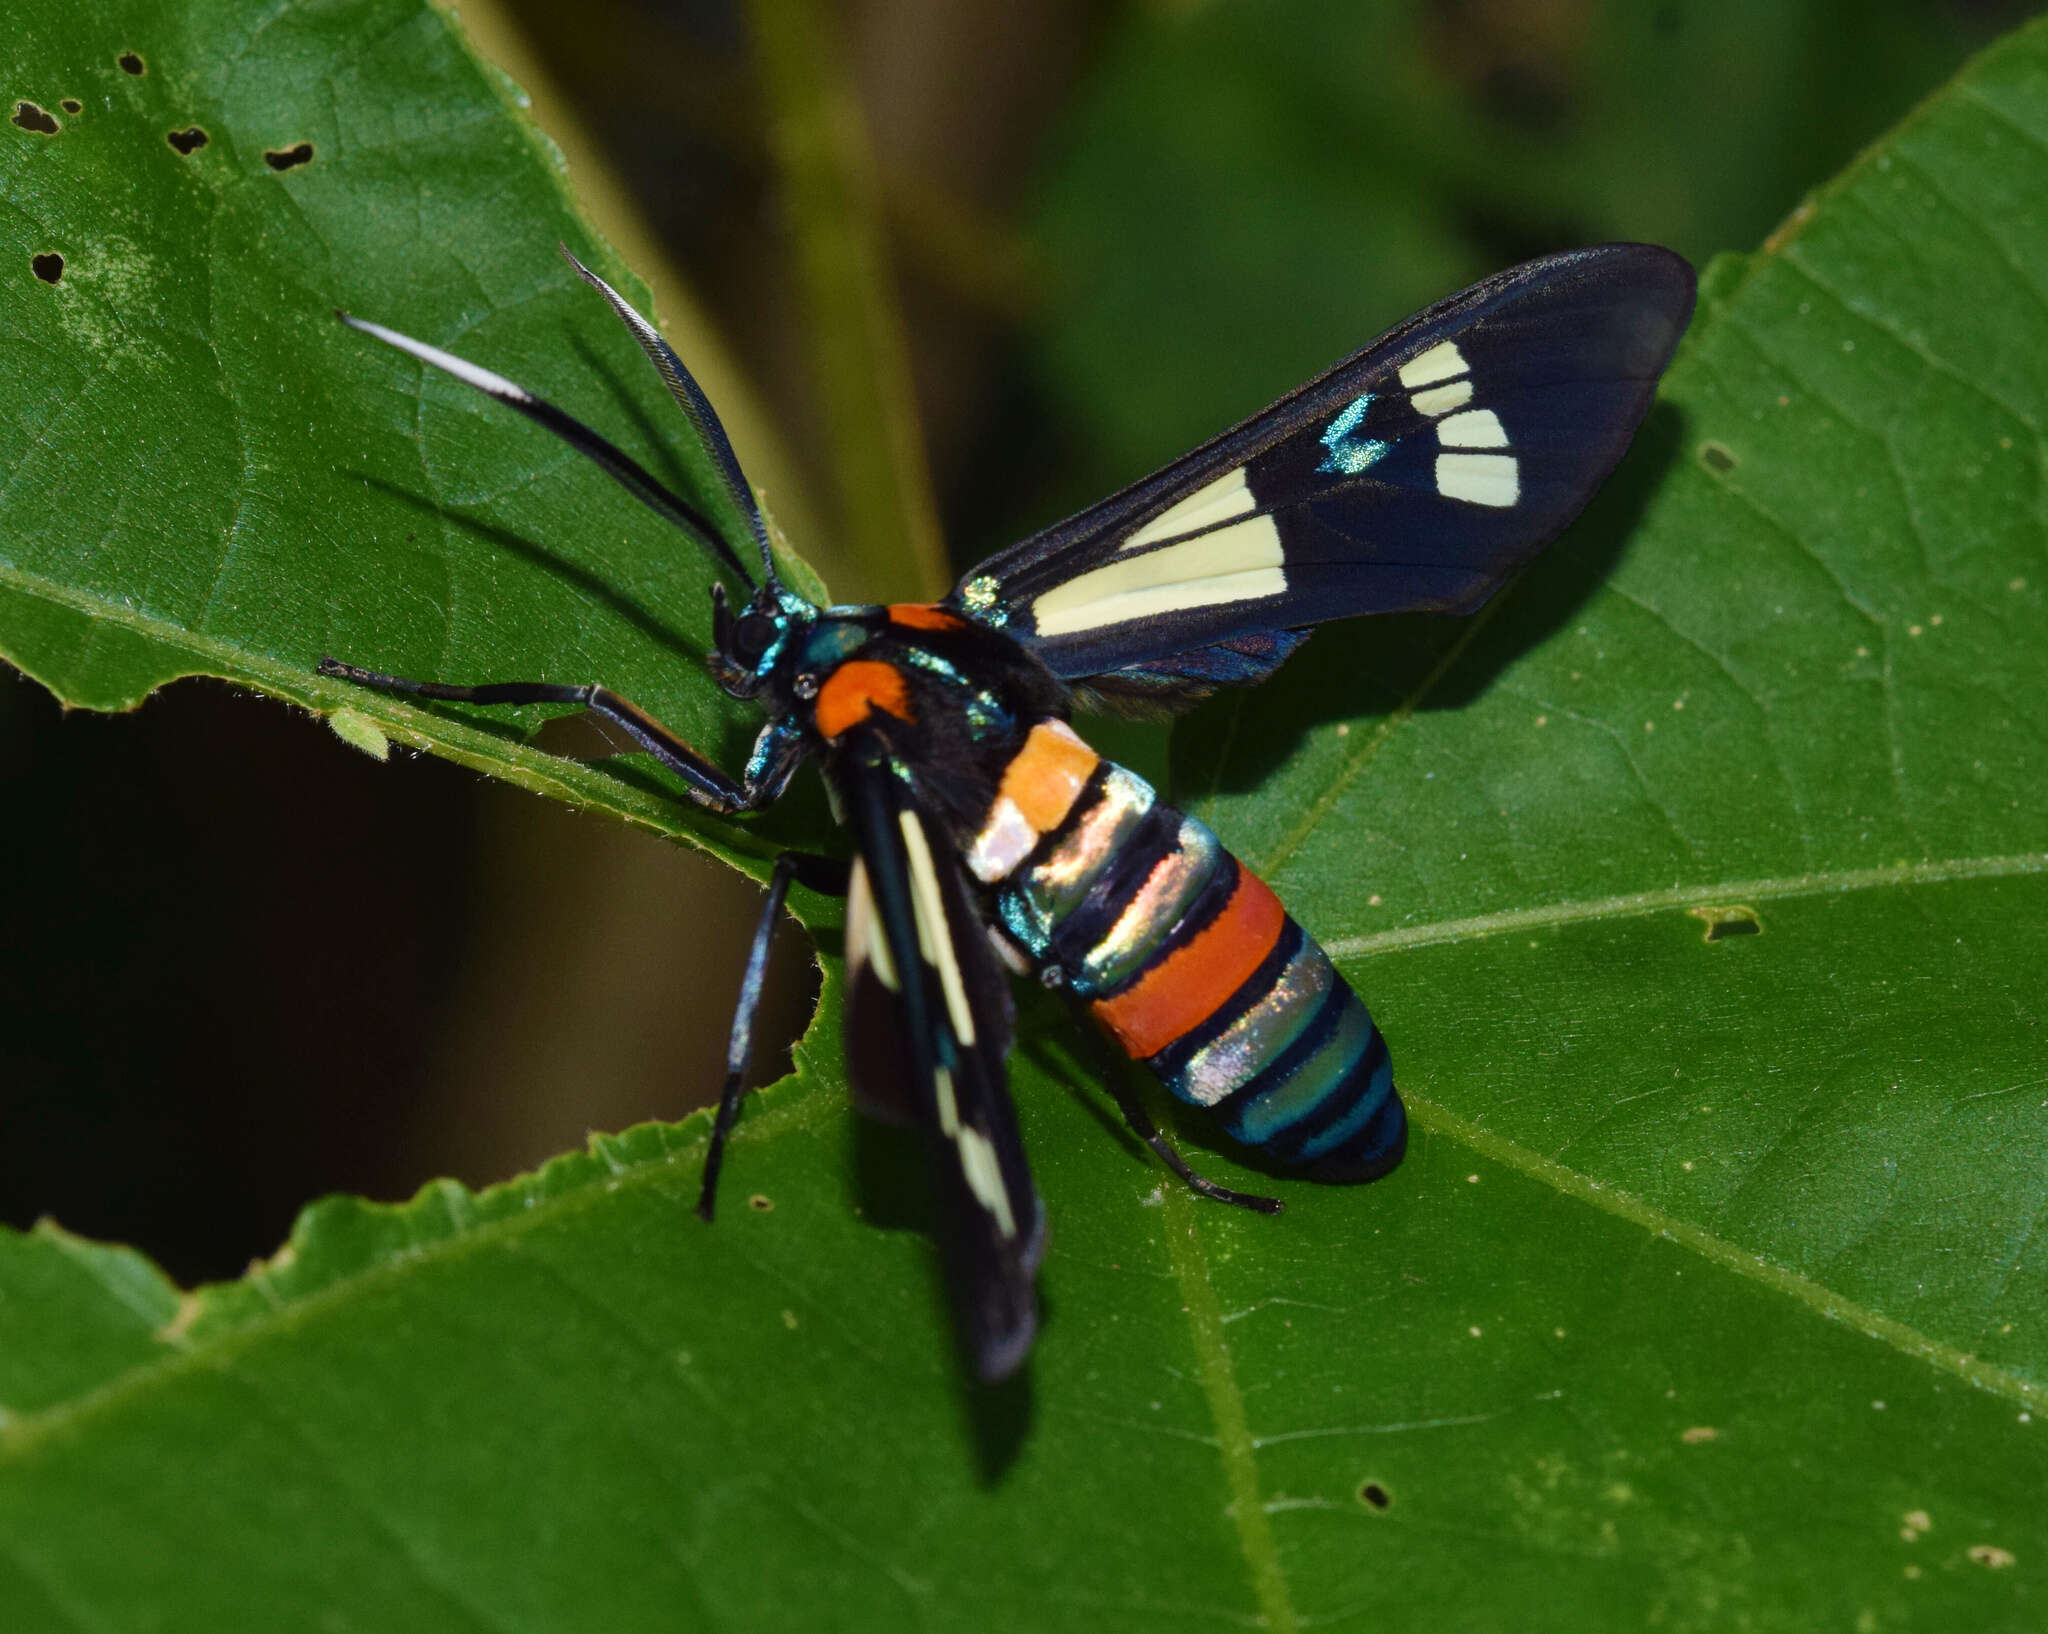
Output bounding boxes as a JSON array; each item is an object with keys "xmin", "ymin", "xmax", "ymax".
[{"xmin": 0, "ymin": 0, "xmax": 2027, "ymax": 1286}]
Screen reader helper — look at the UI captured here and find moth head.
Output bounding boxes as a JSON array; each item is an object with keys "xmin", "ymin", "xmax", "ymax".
[{"xmin": 709, "ymin": 581, "xmax": 811, "ymax": 700}]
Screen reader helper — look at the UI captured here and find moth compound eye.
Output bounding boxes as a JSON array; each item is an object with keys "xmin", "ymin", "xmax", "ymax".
[{"xmin": 731, "ymin": 613, "xmax": 778, "ymax": 664}]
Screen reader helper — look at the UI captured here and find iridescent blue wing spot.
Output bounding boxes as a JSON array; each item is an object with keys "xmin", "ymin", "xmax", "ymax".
[
  {"xmin": 1316, "ymin": 392, "xmax": 1389, "ymax": 476},
  {"xmin": 954, "ymin": 244, "xmax": 1695, "ymax": 690}
]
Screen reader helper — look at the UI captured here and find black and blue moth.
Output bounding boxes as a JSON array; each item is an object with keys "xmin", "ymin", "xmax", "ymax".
[{"xmin": 324, "ymin": 243, "xmax": 1695, "ymax": 1378}]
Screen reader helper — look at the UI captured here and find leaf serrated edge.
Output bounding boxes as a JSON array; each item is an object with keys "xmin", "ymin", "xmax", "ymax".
[{"xmin": 0, "ymin": 972, "xmax": 850, "ymax": 1463}]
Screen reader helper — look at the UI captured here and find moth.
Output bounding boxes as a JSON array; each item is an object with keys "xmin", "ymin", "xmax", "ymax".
[{"xmin": 325, "ymin": 243, "xmax": 1694, "ymax": 1378}]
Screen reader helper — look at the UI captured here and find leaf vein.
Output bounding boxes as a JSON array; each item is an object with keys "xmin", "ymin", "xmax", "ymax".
[
  {"xmin": 1160, "ymin": 1185, "xmax": 1299, "ymax": 1634},
  {"xmin": 1405, "ymin": 1092, "xmax": 2048, "ymax": 1410},
  {"xmin": 1324, "ymin": 851, "xmax": 2048, "ymax": 960}
]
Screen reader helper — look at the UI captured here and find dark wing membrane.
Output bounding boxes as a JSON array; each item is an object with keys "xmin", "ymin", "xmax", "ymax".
[
  {"xmin": 840, "ymin": 744, "xmax": 1045, "ymax": 1381},
  {"xmin": 955, "ymin": 244, "xmax": 1695, "ymax": 685}
]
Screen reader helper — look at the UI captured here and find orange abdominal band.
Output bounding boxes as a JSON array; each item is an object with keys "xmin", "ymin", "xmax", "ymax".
[
  {"xmin": 1001, "ymin": 722, "xmax": 1098, "ymax": 831},
  {"xmin": 888, "ymin": 602, "xmax": 965, "ymax": 632},
  {"xmin": 814, "ymin": 660, "xmax": 915, "ymax": 739},
  {"xmin": 1090, "ymin": 869, "xmax": 1285, "ymax": 1059}
]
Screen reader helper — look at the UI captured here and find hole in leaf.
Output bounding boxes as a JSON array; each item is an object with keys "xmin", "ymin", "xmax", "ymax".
[
  {"xmin": 11, "ymin": 101, "xmax": 58, "ymax": 135},
  {"xmin": 747, "ymin": 1193, "xmax": 774, "ymax": 1212},
  {"xmin": 31, "ymin": 252, "xmax": 63, "ymax": 284},
  {"xmin": 1688, "ymin": 904, "xmax": 1761, "ymax": 942},
  {"xmin": 264, "ymin": 141, "xmax": 314, "ymax": 171},
  {"xmin": 60, "ymin": 99, "xmax": 82, "ymax": 115},
  {"xmin": 119, "ymin": 52, "xmax": 145, "ymax": 75},
  {"xmin": 1699, "ymin": 441, "xmax": 1736, "ymax": 472},
  {"xmin": 166, "ymin": 126, "xmax": 208, "ymax": 155},
  {"xmin": 1357, "ymin": 1481, "xmax": 1391, "ymax": 1510}
]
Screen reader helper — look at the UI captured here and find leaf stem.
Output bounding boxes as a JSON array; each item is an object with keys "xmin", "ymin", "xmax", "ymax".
[{"xmin": 747, "ymin": 0, "xmax": 950, "ymax": 602}]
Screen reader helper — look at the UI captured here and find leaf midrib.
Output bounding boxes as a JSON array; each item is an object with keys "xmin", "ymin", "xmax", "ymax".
[{"xmin": 1322, "ymin": 851, "xmax": 2048, "ymax": 960}]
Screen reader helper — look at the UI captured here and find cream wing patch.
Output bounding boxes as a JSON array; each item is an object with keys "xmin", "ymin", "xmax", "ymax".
[
  {"xmin": 894, "ymin": 821, "xmax": 1021, "ymax": 1245},
  {"xmin": 1398, "ymin": 340, "xmax": 1467, "ymax": 388},
  {"xmin": 1408, "ymin": 379, "xmax": 1472, "ymax": 417},
  {"xmin": 1435, "ymin": 452, "xmax": 1519, "ymax": 507},
  {"xmin": 1031, "ymin": 514, "xmax": 1287, "ymax": 637},
  {"xmin": 1124, "ymin": 467, "xmax": 1255, "ymax": 548},
  {"xmin": 1396, "ymin": 343, "xmax": 1521, "ymax": 508},
  {"xmin": 958, "ymin": 1126, "xmax": 1019, "ymax": 1239},
  {"xmin": 1437, "ymin": 408, "xmax": 1507, "ymax": 447},
  {"xmin": 898, "ymin": 810, "xmax": 977, "ymax": 1046},
  {"xmin": 845, "ymin": 859, "xmax": 897, "ymax": 991}
]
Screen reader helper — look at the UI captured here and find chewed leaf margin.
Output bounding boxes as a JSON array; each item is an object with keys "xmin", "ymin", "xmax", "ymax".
[{"xmin": 0, "ymin": 962, "xmax": 848, "ymax": 1436}]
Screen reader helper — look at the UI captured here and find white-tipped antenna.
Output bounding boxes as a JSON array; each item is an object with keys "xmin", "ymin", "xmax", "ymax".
[
  {"xmin": 559, "ymin": 246, "xmax": 780, "ymax": 589},
  {"xmin": 335, "ymin": 309, "xmax": 756, "ymax": 589}
]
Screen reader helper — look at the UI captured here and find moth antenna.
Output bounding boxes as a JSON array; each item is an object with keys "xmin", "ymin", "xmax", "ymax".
[
  {"xmin": 558, "ymin": 245, "xmax": 781, "ymax": 589},
  {"xmin": 335, "ymin": 309, "xmax": 756, "ymax": 589}
]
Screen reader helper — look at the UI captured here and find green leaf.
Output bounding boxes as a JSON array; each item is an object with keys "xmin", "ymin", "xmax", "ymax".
[
  {"xmin": 8, "ymin": 6, "xmax": 2048, "ymax": 1632},
  {"xmin": 0, "ymin": 0, "xmax": 825, "ymax": 868}
]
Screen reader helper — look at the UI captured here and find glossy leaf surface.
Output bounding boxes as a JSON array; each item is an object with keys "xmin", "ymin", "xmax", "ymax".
[
  {"xmin": 0, "ymin": 0, "xmax": 820, "ymax": 867},
  {"xmin": 5, "ymin": 4, "xmax": 2048, "ymax": 1630}
]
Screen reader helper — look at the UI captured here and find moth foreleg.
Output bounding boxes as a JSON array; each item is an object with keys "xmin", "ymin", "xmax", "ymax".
[{"xmin": 317, "ymin": 657, "xmax": 755, "ymax": 813}]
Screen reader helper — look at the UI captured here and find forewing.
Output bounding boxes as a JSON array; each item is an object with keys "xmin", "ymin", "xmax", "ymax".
[
  {"xmin": 957, "ymin": 244, "xmax": 1695, "ymax": 685},
  {"xmin": 840, "ymin": 746, "xmax": 1045, "ymax": 1381}
]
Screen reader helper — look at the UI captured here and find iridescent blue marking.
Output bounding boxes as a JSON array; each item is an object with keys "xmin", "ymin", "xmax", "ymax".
[
  {"xmin": 1225, "ymin": 989, "xmax": 1369, "ymax": 1146},
  {"xmin": 899, "ymin": 646, "xmax": 958, "ymax": 682},
  {"xmin": 743, "ymin": 717, "xmax": 804, "ymax": 786},
  {"xmin": 1174, "ymin": 956, "xmax": 1403, "ymax": 1178},
  {"xmin": 963, "ymin": 693, "xmax": 1013, "ymax": 737},
  {"xmin": 1292, "ymin": 1034, "xmax": 1396, "ymax": 1162},
  {"xmin": 997, "ymin": 891, "xmax": 1053, "ymax": 960},
  {"xmin": 891, "ymin": 644, "xmax": 1012, "ymax": 739},
  {"xmin": 802, "ymin": 620, "xmax": 870, "ymax": 667},
  {"xmin": 1317, "ymin": 392, "xmax": 1390, "ymax": 476}
]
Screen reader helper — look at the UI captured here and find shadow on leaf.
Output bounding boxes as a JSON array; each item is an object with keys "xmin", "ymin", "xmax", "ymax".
[{"xmin": 1173, "ymin": 399, "xmax": 1689, "ymax": 799}]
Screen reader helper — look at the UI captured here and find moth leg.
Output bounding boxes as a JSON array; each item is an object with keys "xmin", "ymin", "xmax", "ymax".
[
  {"xmin": 1062, "ymin": 999, "xmax": 1283, "ymax": 1216},
  {"xmin": 696, "ymin": 849, "xmax": 848, "ymax": 1222},
  {"xmin": 317, "ymin": 657, "xmax": 755, "ymax": 813}
]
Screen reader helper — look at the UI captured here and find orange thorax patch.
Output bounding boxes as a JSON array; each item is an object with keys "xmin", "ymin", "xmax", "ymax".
[
  {"xmin": 815, "ymin": 659, "xmax": 915, "ymax": 738},
  {"xmin": 888, "ymin": 602, "xmax": 965, "ymax": 632}
]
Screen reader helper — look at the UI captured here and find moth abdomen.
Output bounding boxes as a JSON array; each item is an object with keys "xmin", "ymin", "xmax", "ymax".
[{"xmin": 969, "ymin": 717, "xmax": 1404, "ymax": 1181}]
